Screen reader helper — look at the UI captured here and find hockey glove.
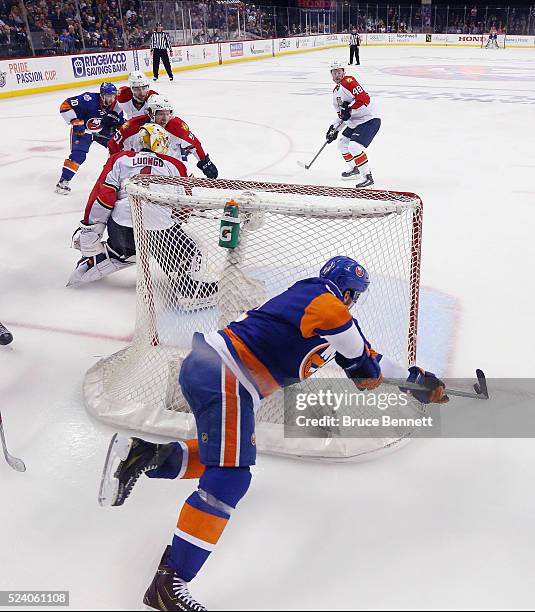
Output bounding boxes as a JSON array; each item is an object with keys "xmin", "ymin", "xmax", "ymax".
[
  {"xmin": 326, "ymin": 124, "xmax": 339, "ymax": 143},
  {"xmin": 197, "ymin": 154, "xmax": 218, "ymax": 179},
  {"xmin": 339, "ymin": 102, "xmax": 352, "ymax": 122},
  {"xmin": 72, "ymin": 221, "xmax": 106, "ymax": 257},
  {"xmin": 92, "ymin": 131, "xmax": 110, "ymax": 148},
  {"xmin": 335, "ymin": 347, "xmax": 383, "ymax": 391},
  {"xmin": 403, "ymin": 366, "xmax": 449, "ymax": 404},
  {"xmin": 71, "ymin": 119, "xmax": 86, "ymax": 137},
  {"xmin": 100, "ymin": 111, "xmax": 123, "ymax": 134}
]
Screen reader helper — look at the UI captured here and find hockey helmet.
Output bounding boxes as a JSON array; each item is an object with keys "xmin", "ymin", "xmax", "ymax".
[
  {"xmin": 100, "ymin": 82, "xmax": 117, "ymax": 107},
  {"xmin": 320, "ymin": 256, "xmax": 370, "ymax": 305},
  {"xmin": 147, "ymin": 94, "xmax": 174, "ymax": 124},
  {"xmin": 330, "ymin": 60, "xmax": 345, "ymax": 84},
  {"xmin": 129, "ymin": 70, "xmax": 150, "ymax": 95}
]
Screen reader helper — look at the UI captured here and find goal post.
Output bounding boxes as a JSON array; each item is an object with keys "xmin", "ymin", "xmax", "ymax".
[
  {"xmin": 83, "ymin": 176, "xmax": 424, "ymax": 462},
  {"xmin": 481, "ymin": 32, "xmax": 506, "ymax": 48}
]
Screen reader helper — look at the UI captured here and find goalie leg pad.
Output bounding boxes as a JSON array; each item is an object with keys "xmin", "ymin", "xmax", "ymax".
[{"xmin": 67, "ymin": 246, "xmax": 135, "ymax": 287}]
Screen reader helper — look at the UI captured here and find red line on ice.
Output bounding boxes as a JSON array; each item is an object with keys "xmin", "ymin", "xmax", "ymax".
[{"xmin": 3, "ymin": 321, "xmax": 133, "ymax": 343}]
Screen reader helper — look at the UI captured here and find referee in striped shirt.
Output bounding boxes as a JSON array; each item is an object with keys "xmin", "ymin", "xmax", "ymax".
[
  {"xmin": 348, "ymin": 27, "xmax": 360, "ymax": 65},
  {"xmin": 150, "ymin": 23, "xmax": 173, "ymax": 82}
]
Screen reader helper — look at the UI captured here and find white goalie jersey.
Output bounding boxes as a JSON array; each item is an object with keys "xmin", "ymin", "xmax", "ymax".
[{"xmin": 85, "ymin": 150, "xmax": 188, "ymax": 229}]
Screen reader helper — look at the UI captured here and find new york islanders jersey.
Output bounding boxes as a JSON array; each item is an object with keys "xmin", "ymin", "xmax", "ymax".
[
  {"xmin": 116, "ymin": 86, "xmax": 158, "ymax": 118},
  {"xmin": 203, "ymin": 278, "xmax": 371, "ymax": 402},
  {"xmin": 332, "ymin": 75, "xmax": 379, "ymax": 128},
  {"xmin": 60, "ymin": 92, "xmax": 122, "ymax": 133},
  {"xmin": 84, "ymin": 150, "xmax": 187, "ymax": 229},
  {"xmin": 108, "ymin": 114, "xmax": 206, "ymax": 162}
]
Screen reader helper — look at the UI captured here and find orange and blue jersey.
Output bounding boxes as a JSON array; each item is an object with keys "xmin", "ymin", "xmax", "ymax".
[
  {"xmin": 204, "ymin": 277, "xmax": 369, "ymax": 400},
  {"xmin": 60, "ymin": 91, "xmax": 122, "ymax": 132}
]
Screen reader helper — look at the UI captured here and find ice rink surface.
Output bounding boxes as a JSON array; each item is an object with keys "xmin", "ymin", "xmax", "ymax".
[{"xmin": 1, "ymin": 45, "xmax": 535, "ymax": 610}]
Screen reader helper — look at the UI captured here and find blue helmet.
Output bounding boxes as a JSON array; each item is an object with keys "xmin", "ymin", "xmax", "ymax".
[
  {"xmin": 319, "ymin": 256, "xmax": 370, "ymax": 302},
  {"xmin": 100, "ymin": 82, "xmax": 117, "ymax": 96}
]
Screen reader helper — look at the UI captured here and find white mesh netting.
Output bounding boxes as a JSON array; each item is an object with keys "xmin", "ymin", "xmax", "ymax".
[{"xmin": 84, "ymin": 177, "xmax": 423, "ymax": 461}]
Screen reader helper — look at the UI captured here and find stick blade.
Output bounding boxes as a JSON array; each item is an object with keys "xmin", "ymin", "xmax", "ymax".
[
  {"xmin": 473, "ymin": 369, "xmax": 489, "ymax": 399},
  {"xmin": 7, "ymin": 455, "xmax": 26, "ymax": 472},
  {"xmin": 296, "ymin": 161, "xmax": 310, "ymax": 170}
]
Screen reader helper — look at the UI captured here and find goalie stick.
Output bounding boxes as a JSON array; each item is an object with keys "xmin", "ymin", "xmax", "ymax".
[
  {"xmin": 0, "ymin": 410, "xmax": 26, "ymax": 472},
  {"xmin": 382, "ymin": 369, "xmax": 489, "ymax": 401}
]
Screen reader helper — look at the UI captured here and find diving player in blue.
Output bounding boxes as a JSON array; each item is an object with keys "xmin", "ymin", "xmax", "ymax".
[
  {"xmin": 55, "ymin": 82, "xmax": 124, "ymax": 195},
  {"xmin": 98, "ymin": 255, "xmax": 449, "ymax": 611}
]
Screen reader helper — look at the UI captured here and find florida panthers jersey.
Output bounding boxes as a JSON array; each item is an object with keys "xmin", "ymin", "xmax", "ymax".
[
  {"xmin": 332, "ymin": 75, "xmax": 379, "ymax": 128},
  {"xmin": 84, "ymin": 150, "xmax": 187, "ymax": 229},
  {"xmin": 116, "ymin": 86, "xmax": 158, "ymax": 118},
  {"xmin": 108, "ymin": 114, "xmax": 207, "ymax": 162},
  {"xmin": 203, "ymin": 277, "xmax": 373, "ymax": 402},
  {"xmin": 60, "ymin": 92, "xmax": 122, "ymax": 133}
]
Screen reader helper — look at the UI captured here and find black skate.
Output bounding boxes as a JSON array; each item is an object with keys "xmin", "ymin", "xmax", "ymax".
[
  {"xmin": 355, "ymin": 173, "xmax": 374, "ymax": 188},
  {"xmin": 144, "ymin": 546, "xmax": 207, "ymax": 612},
  {"xmin": 341, "ymin": 166, "xmax": 361, "ymax": 180},
  {"xmin": 0, "ymin": 321, "xmax": 13, "ymax": 345},
  {"xmin": 98, "ymin": 433, "xmax": 176, "ymax": 506},
  {"xmin": 55, "ymin": 179, "xmax": 71, "ymax": 195}
]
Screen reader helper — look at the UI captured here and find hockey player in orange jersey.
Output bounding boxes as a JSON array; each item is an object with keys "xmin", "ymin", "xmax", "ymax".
[{"xmin": 98, "ymin": 256, "xmax": 448, "ymax": 611}]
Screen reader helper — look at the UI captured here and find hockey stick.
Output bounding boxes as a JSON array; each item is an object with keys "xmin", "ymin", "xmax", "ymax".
[
  {"xmin": 297, "ymin": 140, "xmax": 330, "ymax": 170},
  {"xmin": 382, "ymin": 369, "xmax": 489, "ymax": 401},
  {"xmin": 0, "ymin": 410, "xmax": 26, "ymax": 472},
  {"xmin": 0, "ymin": 321, "xmax": 13, "ymax": 345},
  {"xmin": 297, "ymin": 121, "xmax": 343, "ymax": 170}
]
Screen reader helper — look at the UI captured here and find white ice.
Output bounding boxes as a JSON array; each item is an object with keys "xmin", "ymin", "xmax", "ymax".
[{"xmin": 1, "ymin": 45, "xmax": 535, "ymax": 610}]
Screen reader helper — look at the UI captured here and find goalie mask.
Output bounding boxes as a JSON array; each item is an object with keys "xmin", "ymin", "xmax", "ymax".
[
  {"xmin": 320, "ymin": 255, "xmax": 370, "ymax": 307},
  {"xmin": 138, "ymin": 123, "xmax": 170, "ymax": 155}
]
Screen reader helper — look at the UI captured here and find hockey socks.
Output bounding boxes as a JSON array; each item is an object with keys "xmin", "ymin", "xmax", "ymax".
[
  {"xmin": 146, "ymin": 439, "xmax": 205, "ymax": 480},
  {"xmin": 169, "ymin": 466, "xmax": 251, "ymax": 581}
]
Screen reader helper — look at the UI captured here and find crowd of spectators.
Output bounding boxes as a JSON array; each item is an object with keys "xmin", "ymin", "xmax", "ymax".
[{"xmin": 1, "ymin": 1, "xmax": 535, "ymax": 59}]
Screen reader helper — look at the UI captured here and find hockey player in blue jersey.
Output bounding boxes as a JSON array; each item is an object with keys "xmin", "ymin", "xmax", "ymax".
[
  {"xmin": 98, "ymin": 255, "xmax": 449, "ymax": 611},
  {"xmin": 55, "ymin": 82, "xmax": 124, "ymax": 195}
]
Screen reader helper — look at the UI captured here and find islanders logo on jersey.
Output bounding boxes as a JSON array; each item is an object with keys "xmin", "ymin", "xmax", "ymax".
[
  {"xmin": 299, "ymin": 343, "xmax": 336, "ymax": 380},
  {"xmin": 86, "ymin": 117, "xmax": 103, "ymax": 132}
]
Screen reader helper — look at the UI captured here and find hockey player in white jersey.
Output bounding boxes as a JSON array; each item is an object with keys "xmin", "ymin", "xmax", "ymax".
[
  {"xmin": 67, "ymin": 123, "xmax": 216, "ymax": 300},
  {"xmin": 116, "ymin": 71, "xmax": 158, "ymax": 118},
  {"xmin": 326, "ymin": 60, "xmax": 381, "ymax": 187}
]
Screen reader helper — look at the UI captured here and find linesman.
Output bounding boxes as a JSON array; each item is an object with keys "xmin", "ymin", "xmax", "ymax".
[
  {"xmin": 150, "ymin": 23, "xmax": 174, "ymax": 82},
  {"xmin": 349, "ymin": 26, "xmax": 361, "ymax": 65}
]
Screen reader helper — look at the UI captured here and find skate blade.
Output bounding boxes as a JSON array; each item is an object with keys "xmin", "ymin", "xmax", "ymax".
[
  {"xmin": 341, "ymin": 174, "xmax": 362, "ymax": 181},
  {"xmin": 98, "ymin": 433, "xmax": 133, "ymax": 507}
]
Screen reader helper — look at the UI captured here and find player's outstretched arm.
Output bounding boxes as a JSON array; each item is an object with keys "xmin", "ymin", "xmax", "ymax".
[{"xmin": 401, "ymin": 366, "xmax": 449, "ymax": 404}]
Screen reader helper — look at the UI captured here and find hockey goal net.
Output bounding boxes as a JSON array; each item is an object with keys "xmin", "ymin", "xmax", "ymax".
[
  {"xmin": 481, "ymin": 32, "xmax": 505, "ymax": 48},
  {"xmin": 84, "ymin": 176, "xmax": 423, "ymax": 462}
]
